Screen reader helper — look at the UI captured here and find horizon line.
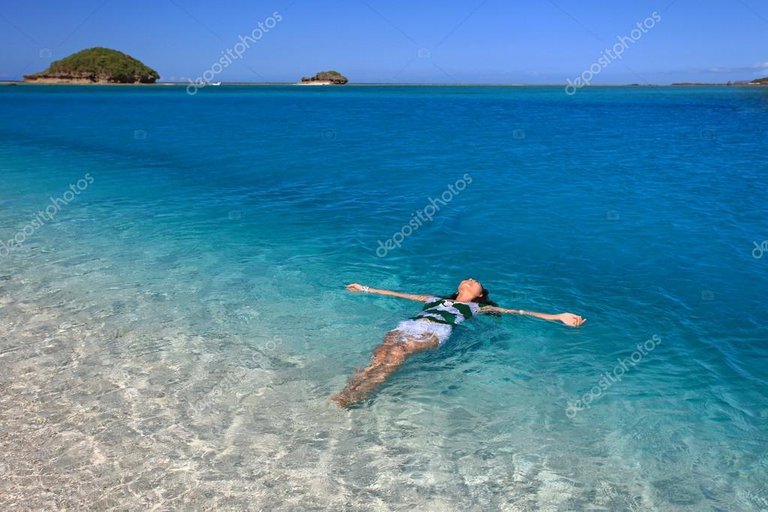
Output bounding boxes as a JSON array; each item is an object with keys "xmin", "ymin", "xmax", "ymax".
[{"xmin": 3, "ymin": 80, "xmax": 764, "ymax": 87}]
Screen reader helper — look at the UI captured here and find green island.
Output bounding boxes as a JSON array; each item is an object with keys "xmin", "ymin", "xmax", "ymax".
[
  {"xmin": 751, "ymin": 77, "xmax": 768, "ymax": 85},
  {"xmin": 24, "ymin": 47, "xmax": 159, "ymax": 84},
  {"xmin": 299, "ymin": 70, "xmax": 348, "ymax": 85}
]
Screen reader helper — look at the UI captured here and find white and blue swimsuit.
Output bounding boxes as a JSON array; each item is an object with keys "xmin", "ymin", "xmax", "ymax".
[{"xmin": 392, "ymin": 297, "xmax": 480, "ymax": 345}]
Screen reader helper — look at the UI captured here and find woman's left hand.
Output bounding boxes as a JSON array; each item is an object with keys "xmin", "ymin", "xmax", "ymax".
[{"xmin": 558, "ymin": 313, "xmax": 586, "ymax": 327}]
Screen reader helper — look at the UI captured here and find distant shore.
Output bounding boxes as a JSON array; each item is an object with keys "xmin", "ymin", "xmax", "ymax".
[
  {"xmin": 19, "ymin": 78, "xmax": 162, "ymax": 85},
  {"xmin": 4, "ymin": 80, "xmax": 163, "ymax": 86}
]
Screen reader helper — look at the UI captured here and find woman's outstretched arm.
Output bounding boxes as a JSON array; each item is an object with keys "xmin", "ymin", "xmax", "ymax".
[
  {"xmin": 346, "ymin": 283, "xmax": 432, "ymax": 302},
  {"xmin": 480, "ymin": 306, "xmax": 586, "ymax": 327}
]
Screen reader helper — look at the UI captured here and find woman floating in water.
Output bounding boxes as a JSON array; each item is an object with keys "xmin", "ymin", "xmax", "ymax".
[{"xmin": 331, "ymin": 278, "xmax": 586, "ymax": 407}]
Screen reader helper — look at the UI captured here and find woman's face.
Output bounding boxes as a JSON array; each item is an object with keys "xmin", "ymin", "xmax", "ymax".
[{"xmin": 458, "ymin": 278, "xmax": 483, "ymax": 299}]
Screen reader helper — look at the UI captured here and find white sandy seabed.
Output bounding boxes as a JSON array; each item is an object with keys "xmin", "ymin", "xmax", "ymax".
[{"xmin": 0, "ymin": 249, "xmax": 762, "ymax": 512}]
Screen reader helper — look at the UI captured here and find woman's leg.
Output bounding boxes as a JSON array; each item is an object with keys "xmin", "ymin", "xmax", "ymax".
[{"xmin": 331, "ymin": 332, "xmax": 438, "ymax": 407}]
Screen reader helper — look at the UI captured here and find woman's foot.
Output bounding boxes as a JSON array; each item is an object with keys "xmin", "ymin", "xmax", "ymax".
[{"xmin": 330, "ymin": 393, "xmax": 351, "ymax": 408}]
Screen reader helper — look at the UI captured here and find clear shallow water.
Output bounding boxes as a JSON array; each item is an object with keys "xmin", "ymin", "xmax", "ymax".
[{"xmin": 0, "ymin": 84, "xmax": 767, "ymax": 511}]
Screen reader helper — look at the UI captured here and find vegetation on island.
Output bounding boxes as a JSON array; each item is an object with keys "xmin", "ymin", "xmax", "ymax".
[
  {"xmin": 300, "ymin": 70, "xmax": 348, "ymax": 84},
  {"xmin": 751, "ymin": 77, "xmax": 768, "ymax": 85},
  {"xmin": 24, "ymin": 47, "xmax": 159, "ymax": 84}
]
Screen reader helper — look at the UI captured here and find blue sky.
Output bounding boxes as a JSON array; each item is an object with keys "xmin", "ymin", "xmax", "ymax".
[{"xmin": 1, "ymin": 0, "xmax": 766, "ymax": 84}]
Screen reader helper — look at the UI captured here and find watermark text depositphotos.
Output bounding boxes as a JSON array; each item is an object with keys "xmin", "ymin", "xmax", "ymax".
[
  {"xmin": 0, "ymin": 173, "xmax": 95, "ymax": 258},
  {"xmin": 565, "ymin": 11, "xmax": 661, "ymax": 95},
  {"xmin": 376, "ymin": 173, "xmax": 472, "ymax": 257},
  {"xmin": 752, "ymin": 240, "xmax": 768, "ymax": 259},
  {"xmin": 189, "ymin": 335, "xmax": 283, "ymax": 417},
  {"xmin": 566, "ymin": 334, "xmax": 662, "ymax": 417},
  {"xmin": 187, "ymin": 11, "xmax": 282, "ymax": 95}
]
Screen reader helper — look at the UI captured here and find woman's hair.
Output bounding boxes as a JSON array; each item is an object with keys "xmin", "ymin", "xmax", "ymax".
[{"xmin": 445, "ymin": 286, "xmax": 498, "ymax": 307}]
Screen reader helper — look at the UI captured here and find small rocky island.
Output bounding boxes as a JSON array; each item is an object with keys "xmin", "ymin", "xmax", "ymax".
[
  {"xmin": 299, "ymin": 70, "xmax": 348, "ymax": 85},
  {"xmin": 751, "ymin": 77, "xmax": 768, "ymax": 85},
  {"xmin": 24, "ymin": 47, "xmax": 159, "ymax": 84}
]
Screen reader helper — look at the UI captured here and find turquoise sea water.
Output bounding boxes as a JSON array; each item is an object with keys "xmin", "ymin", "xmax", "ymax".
[{"xmin": 1, "ymin": 85, "xmax": 767, "ymax": 510}]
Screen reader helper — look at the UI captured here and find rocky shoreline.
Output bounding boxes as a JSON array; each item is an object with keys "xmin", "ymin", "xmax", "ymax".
[{"xmin": 22, "ymin": 76, "xmax": 149, "ymax": 85}]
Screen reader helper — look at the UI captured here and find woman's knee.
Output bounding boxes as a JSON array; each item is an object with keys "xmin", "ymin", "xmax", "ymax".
[{"xmin": 403, "ymin": 335, "xmax": 439, "ymax": 352}]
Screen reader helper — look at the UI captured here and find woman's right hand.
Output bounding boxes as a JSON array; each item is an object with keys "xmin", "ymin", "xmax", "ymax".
[
  {"xmin": 346, "ymin": 283, "xmax": 366, "ymax": 292},
  {"xmin": 557, "ymin": 313, "xmax": 586, "ymax": 327}
]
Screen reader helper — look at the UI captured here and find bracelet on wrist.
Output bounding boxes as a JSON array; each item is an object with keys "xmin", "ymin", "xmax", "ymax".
[{"xmin": 362, "ymin": 286, "xmax": 370, "ymax": 293}]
